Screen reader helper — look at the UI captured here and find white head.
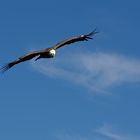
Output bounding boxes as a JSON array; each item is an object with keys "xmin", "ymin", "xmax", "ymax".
[{"xmin": 49, "ymin": 49, "xmax": 56, "ymax": 57}]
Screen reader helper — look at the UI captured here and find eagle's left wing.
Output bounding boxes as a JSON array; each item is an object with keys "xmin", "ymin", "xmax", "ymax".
[{"xmin": 50, "ymin": 29, "xmax": 98, "ymax": 50}]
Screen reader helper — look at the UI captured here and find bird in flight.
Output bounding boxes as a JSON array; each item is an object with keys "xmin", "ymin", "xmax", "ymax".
[{"xmin": 1, "ymin": 29, "xmax": 98, "ymax": 72}]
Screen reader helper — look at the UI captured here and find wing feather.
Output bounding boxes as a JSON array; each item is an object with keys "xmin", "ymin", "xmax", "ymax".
[
  {"xmin": 50, "ymin": 29, "xmax": 98, "ymax": 50},
  {"xmin": 1, "ymin": 51, "xmax": 42, "ymax": 72}
]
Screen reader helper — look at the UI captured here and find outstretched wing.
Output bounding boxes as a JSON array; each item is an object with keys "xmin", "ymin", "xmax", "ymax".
[
  {"xmin": 1, "ymin": 29, "xmax": 98, "ymax": 72},
  {"xmin": 50, "ymin": 29, "xmax": 98, "ymax": 50},
  {"xmin": 1, "ymin": 50, "xmax": 43, "ymax": 72}
]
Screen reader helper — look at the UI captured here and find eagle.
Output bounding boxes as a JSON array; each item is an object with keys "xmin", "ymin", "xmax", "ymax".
[{"xmin": 1, "ymin": 29, "xmax": 98, "ymax": 72}]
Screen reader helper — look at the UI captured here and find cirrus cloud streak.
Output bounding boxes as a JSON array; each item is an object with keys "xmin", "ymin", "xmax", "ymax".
[{"xmin": 31, "ymin": 51, "xmax": 140, "ymax": 94}]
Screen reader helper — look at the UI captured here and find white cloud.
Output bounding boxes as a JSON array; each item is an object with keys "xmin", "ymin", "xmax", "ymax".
[
  {"xmin": 57, "ymin": 133, "xmax": 88, "ymax": 140},
  {"xmin": 56, "ymin": 124, "xmax": 140, "ymax": 140},
  {"xmin": 31, "ymin": 51, "xmax": 140, "ymax": 94},
  {"xmin": 95, "ymin": 123, "xmax": 140, "ymax": 140},
  {"xmin": 95, "ymin": 124, "xmax": 124, "ymax": 140}
]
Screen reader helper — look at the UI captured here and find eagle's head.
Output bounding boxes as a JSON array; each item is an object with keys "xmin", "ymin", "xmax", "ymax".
[{"xmin": 49, "ymin": 49, "xmax": 56, "ymax": 57}]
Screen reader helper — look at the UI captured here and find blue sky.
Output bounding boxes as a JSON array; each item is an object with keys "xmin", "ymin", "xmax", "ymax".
[{"xmin": 0, "ymin": 0, "xmax": 140, "ymax": 139}]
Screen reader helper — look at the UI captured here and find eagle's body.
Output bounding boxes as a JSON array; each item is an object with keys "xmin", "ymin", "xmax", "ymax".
[
  {"xmin": 34, "ymin": 49, "xmax": 56, "ymax": 60},
  {"xmin": 1, "ymin": 29, "xmax": 98, "ymax": 72}
]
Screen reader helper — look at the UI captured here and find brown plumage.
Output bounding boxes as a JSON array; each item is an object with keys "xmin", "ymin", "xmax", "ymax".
[{"xmin": 1, "ymin": 29, "xmax": 98, "ymax": 72}]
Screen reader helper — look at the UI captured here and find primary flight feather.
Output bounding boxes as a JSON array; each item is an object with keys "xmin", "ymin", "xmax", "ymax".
[{"xmin": 1, "ymin": 29, "xmax": 98, "ymax": 72}]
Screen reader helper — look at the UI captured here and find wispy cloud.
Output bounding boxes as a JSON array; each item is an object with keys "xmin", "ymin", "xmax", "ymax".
[
  {"xmin": 95, "ymin": 124, "xmax": 124, "ymax": 140},
  {"xmin": 57, "ymin": 133, "xmax": 88, "ymax": 140},
  {"xmin": 56, "ymin": 123, "xmax": 140, "ymax": 140},
  {"xmin": 95, "ymin": 123, "xmax": 140, "ymax": 140},
  {"xmin": 31, "ymin": 51, "xmax": 140, "ymax": 93}
]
